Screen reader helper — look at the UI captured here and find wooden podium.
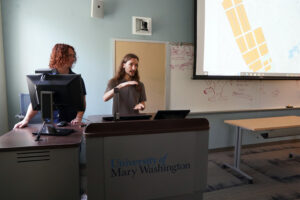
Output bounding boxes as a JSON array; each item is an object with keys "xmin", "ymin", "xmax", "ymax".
[
  {"xmin": 85, "ymin": 116, "xmax": 209, "ymax": 200},
  {"xmin": 0, "ymin": 125, "xmax": 82, "ymax": 200}
]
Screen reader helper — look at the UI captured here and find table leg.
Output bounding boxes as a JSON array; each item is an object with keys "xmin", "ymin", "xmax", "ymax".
[
  {"xmin": 223, "ymin": 126, "xmax": 253, "ymax": 183},
  {"xmin": 234, "ymin": 126, "xmax": 242, "ymax": 168}
]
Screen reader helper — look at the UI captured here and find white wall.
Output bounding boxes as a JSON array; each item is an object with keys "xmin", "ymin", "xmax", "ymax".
[{"xmin": 0, "ymin": 2, "xmax": 9, "ymax": 134}]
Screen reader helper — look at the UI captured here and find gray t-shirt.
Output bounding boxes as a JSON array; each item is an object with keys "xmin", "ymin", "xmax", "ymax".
[{"xmin": 105, "ymin": 79, "xmax": 147, "ymax": 115}]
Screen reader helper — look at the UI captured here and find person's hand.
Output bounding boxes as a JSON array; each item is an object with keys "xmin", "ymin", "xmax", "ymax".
[
  {"xmin": 14, "ymin": 119, "xmax": 29, "ymax": 129},
  {"xmin": 71, "ymin": 117, "xmax": 82, "ymax": 125},
  {"xmin": 134, "ymin": 103, "xmax": 145, "ymax": 111},
  {"xmin": 118, "ymin": 81, "xmax": 138, "ymax": 89}
]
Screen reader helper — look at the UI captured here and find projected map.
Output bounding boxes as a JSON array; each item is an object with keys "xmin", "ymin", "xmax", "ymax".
[
  {"xmin": 198, "ymin": 0, "xmax": 300, "ymax": 77},
  {"xmin": 222, "ymin": 0, "xmax": 272, "ymax": 72}
]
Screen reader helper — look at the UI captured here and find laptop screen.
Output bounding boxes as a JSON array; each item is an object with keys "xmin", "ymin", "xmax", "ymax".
[
  {"xmin": 154, "ymin": 110, "xmax": 190, "ymax": 120},
  {"xmin": 102, "ymin": 114, "xmax": 152, "ymax": 121}
]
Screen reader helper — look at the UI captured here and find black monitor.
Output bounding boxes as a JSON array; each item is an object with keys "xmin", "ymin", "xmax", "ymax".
[
  {"xmin": 26, "ymin": 73, "xmax": 84, "ymax": 139},
  {"xmin": 27, "ymin": 74, "xmax": 84, "ymax": 111},
  {"xmin": 153, "ymin": 110, "xmax": 190, "ymax": 120}
]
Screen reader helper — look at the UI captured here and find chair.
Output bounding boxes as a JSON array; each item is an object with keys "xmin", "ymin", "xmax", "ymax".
[{"xmin": 15, "ymin": 93, "xmax": 42, "ymax": 124}]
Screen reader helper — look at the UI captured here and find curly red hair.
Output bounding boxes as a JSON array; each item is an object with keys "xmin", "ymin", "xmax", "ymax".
[{"xmin": 49, "ymin": 43, "xmax": 77, "ymax": 69}]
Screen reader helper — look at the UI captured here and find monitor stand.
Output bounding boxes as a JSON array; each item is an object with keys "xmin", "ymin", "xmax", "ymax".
[
  {"xmin": 33, "ymin": 91, "xmax": 73, "ymax": 141},
  {"xmin": 33, "ymin": 122, "xmax": 74, "ymax": 141}
]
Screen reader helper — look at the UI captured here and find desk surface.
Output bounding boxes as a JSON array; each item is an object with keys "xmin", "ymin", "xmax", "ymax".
[
  {"xmin": 0, "ymin": 124, "xmax": 83, "ymax": 152},
  {"xmin": 85, "ymin": 115, "xmax": 209, "ymax": 137},
  {"xmin": 224, "ymin": 115, "xmax": 300, "ymax": 131}
]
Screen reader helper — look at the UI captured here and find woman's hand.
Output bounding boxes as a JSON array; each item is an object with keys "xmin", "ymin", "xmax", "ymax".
[
  {"xmin": 71, "ymin": 117, "xmax": 82, "ymax": 125},
  {"xmin": 14, "ymin": 119, "xmax": 29, "ymax": 129},
  {"xmin": 13, "ymin": 103, "xmax": 37, "ymax": 129}
]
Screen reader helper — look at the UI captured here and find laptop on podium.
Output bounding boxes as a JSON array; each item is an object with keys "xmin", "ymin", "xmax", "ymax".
[{"xmin": 154, "ymin": 110, "xmax": 190, "ymax": 120}]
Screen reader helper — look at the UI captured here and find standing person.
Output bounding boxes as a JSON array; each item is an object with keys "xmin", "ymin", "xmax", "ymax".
[
  {"xmin": 103, "ymin": 53, "xmax": 146, "ymax": 115},
  {"xmin": 14, "ymin": 43, "xmax": 86, "ymax": 128}
]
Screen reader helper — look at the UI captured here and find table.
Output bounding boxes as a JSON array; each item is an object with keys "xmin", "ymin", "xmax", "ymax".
[
  {"xmin": 224, "ymin": 115, "xmax": 300, "ymax": 183},
  {"xmin": 0, "ymin": 124, "xmax": 83, "ymax": 200}
]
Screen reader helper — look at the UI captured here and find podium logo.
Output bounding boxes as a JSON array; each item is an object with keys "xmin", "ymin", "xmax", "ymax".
[{"xmin": 110, "ymin": 154, "xmax": 191, "ymax": 178}]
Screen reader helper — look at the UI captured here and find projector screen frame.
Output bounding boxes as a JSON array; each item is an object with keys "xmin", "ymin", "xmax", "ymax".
[{"xmin": 193, "ymin": 0, "xmax": 300, "ymax": 80}]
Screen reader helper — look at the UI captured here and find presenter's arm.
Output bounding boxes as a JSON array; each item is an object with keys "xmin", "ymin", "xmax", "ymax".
[
  {"xmin": 134, "ymin": 101, "xmax": 145, "ymax": 111},
  {"xmin": 71, "ymin": 96, "xmax": 86, "ymax": 125},
  {"xmin": 103, "ymin": 81, "xmax": 138, "ymax": 102},
  {"xmin": 14, "ymin": 103, "xmax": 38, "ymax": 129}
]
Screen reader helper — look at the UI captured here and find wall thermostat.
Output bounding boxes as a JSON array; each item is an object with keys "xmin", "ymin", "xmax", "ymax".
[
  {"xmin": 91, "ymin": 0, "xmax": 104, "ymax": 18},
  {"xmin": 132, "ymin": 16, "xmax": 152, "ymax": 35}
]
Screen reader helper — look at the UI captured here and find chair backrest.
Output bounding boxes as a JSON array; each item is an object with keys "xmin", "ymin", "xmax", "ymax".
[{"xmin": 19, "ymin": 93, "xmax": 42, "ymax": 124}]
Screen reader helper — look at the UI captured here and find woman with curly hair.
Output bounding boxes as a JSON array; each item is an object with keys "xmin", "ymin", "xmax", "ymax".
[
  {"xmin": 103, "ymin": 53, "xmax": 146, "ymax": 115},
  {"xmin": 14, "ymin": 43, "xmax": 86, "ymax": 128}
]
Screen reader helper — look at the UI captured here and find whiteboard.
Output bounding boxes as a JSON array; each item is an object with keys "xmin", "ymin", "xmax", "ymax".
[{"xmin": 169, "ymin": 44, "xmax": 300, "ymax": 112}]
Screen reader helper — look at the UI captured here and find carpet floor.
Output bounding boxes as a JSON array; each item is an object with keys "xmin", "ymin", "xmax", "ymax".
[{"xmin": 204, "ymin": 140, "xmax": 300, "ymax": 200}]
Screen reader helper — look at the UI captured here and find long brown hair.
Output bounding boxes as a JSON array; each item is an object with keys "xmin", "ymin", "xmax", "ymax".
[
  {"xmin": 114, "ymin": 53, "xmax": 140, "ymax": 82},
  {"xmin": 49, "ymin": 43, "xmax": 77, "ymax": 69}
]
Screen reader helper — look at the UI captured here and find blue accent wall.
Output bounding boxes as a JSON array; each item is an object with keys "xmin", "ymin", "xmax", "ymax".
[{"xmin": 1, "ymin": 0, "xmax": 194, "ymax": 128}]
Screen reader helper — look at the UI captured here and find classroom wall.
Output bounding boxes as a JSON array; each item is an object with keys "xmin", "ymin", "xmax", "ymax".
[
  {"xmin": 1, "ymin": 0, "xmax": 194, "ymax": 128},
  {"xmin": 2, "ymin": 0, "xmax": 299, "ymax": 149},
  {"xmin": 0, "ymin": 1, "xmax": 9, "ymax": 134}
]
